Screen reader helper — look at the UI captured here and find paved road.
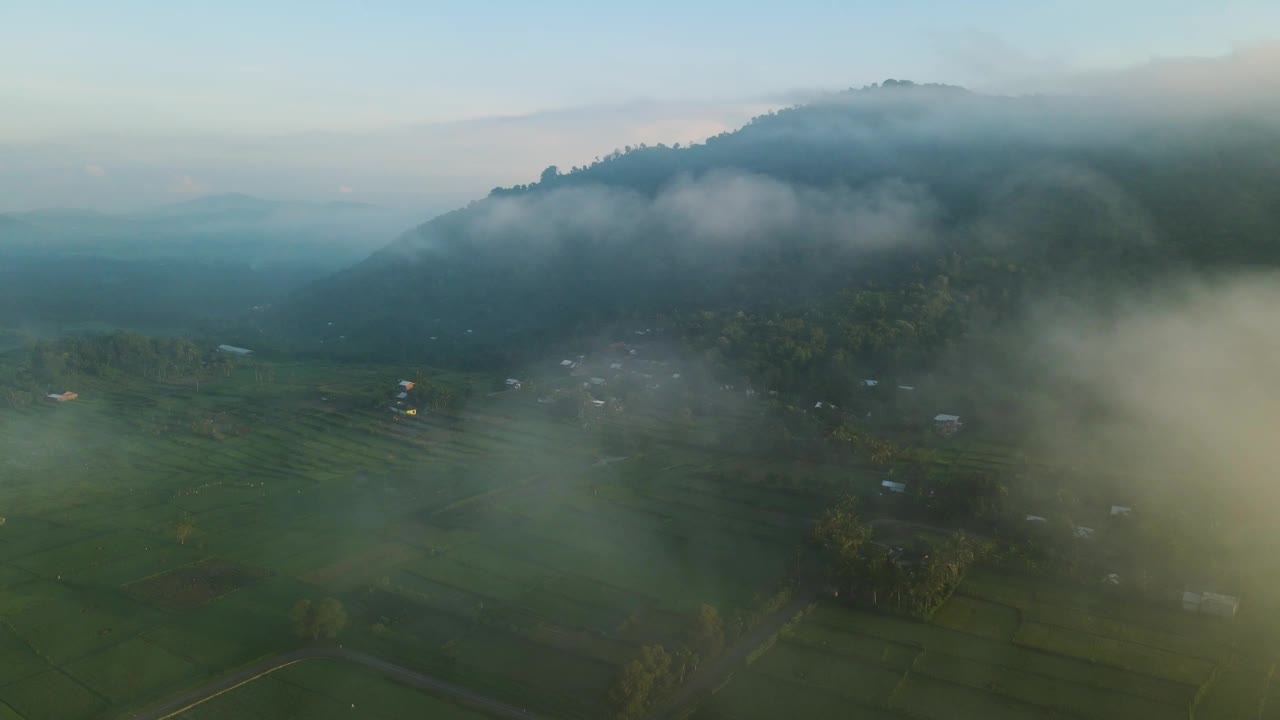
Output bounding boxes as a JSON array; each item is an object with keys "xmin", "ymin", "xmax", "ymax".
[
  {"xmin": 650, "ymin": 587, "xmax": 818, "ymax": 720},
  {"xmin": 126, "ymin": 646, "xmax": 547, "ymax": 720}
]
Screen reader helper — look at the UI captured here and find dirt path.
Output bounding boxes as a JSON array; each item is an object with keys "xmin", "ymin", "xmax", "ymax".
[
  {"xmin": 650, "ymin": 587, "xmax": 819, "ymax": 720},
  {"xmin": 125, "ymin": 646, "xmax": 547, "ymax": 720}
]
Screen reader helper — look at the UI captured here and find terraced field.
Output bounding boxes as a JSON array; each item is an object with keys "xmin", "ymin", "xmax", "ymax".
[
  {"xmin": 0, "ymin": 360, "xmax": 841, "ymax": 718},
  {"xmin": 694, "ymin": 568, "xmax": 1267, "ymax": 719},
  {"xmin": 175, "ymin": 659, "xmax": 496, "ymax": 720}
]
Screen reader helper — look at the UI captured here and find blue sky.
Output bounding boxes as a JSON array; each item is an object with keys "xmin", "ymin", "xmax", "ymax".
[{"xmin": 1, "ymin": 1, "xmax": 1277, "ymax": 209}]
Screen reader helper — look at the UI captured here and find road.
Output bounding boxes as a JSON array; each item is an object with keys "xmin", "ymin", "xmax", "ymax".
[
  {"xmin": 650, "ymin": 587, "xmax": 819, "ymax": 720},
  {"xmin": 126, "ymin": 645, "xmax": 547, "ymax": 720}
]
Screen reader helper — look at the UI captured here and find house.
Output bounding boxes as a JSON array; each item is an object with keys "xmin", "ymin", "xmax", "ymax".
[
  {"xmin": 1073, "ymin": 526, "xmax": 1095, "ymax": 540},
  {"xmin": 861, "ymin": 379, "xmax": 879, "ymax": 387},
  {"xmin": 933, "ymin": 413, "xmax": 963, "ymax": 437},
  {"xmin": 1104, "ymin": 573, "xmax": 1121, "ymax": 586},
  {"xmin": 1201, "ymin": 592, "xmax": 1240, "ymax": 619},
  {"xmin": 1182, "ymin": 590, "xmax": 1239, "ymax": 618},
  {"xmin": 898, "ymin": 385, "xmax": 915, "ymax": 391},
  {"xmin": 505, "ymin": 378, "xmax": 522, "ymax": 387},
  {"xmin": 46, "ymin": 391, "xmax": 78, "ymax": 402},
  {"xmin": 560, "ymin": 360, "xmax": 574, "ymax": 367},
  {"xmin": 398, "ymin": 380, "xmax": 415, "ymax": 390},
  {"xmin": 610, "ymin": 362, "xmax": 623, "ymax": 370},
  {"xmin": 589, "ymin": 377, "xmax": 606, "ymax": 385},
  {"xmin": 590, "ymin": 399, "xmax": 606, "ymax": 408},
  {"xmin": 1110, "ymin": 505, "xmax": 1133, "ymax": 517},
  {"xmin": 216, "ymin": 344, "xmax": 253, "ymax": 356},
  {"xmin": 1025, "ymin": 515, "xmax": 1048, "ymax": 523},
  {"xmin": 880, "ymin": 480, "xmax": 907, "ymax": 494}
]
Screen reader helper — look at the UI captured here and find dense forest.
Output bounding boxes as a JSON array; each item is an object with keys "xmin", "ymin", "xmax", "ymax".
[{"xmin": 275, "ymin": 80, "xmax": 1280, "ymax": 403}]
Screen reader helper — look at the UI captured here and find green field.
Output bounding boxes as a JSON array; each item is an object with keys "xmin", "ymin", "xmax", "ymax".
[
  {"xmin": 176, "ymin": 659, "xmax": 495, "ymax": 719},
  {"xmin": 695, "ymin": 567, "xmax": 1269, "ymax": 720},
  {"xmin": 0, "ymin": 360, "xmax": 837, "ymax": 718}
]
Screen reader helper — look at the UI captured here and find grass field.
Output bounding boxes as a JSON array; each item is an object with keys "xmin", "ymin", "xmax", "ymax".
[
  {"xmin": 0, "ymin": 358, "xmax": 839, "ymax": 718},
  {"xmin": 695, "ymin": 566, "xmax": 1269, "ymax": 720},
  {"xmin": 175, "ymin": 659, "xmax": 496, "ymax": 719}
]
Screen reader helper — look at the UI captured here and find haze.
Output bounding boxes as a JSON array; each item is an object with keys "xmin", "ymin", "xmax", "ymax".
[{"xmin": 3, "ymin": 1, "xmax": 1278, "ymax": 211}]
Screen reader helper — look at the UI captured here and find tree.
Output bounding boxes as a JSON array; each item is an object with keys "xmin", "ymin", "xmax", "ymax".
[
  {"xmin": 174, "ymin": 515, "xmax": 195, "ymax": 545},
  {"xmin": 288, "ymin": 599, "xmax": 313, "ymax": 638},
  {"xmin": 540, "ymin": 165, "xmax": 559, "ymax": 184},
  {"xmin": 686, "ymin": 604, "xmax": 725, "ymax": 659},
  {"xmin": 289, "ymin": 597, "xmax": 348, "ymax": 640},
  {"xmin": 608, "ymin": 644, "xmax": 675, "ymax": 720}
]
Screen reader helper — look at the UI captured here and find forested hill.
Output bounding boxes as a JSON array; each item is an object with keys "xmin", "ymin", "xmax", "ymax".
[{"xmin": 276, "ymin": 80, "xmax": 1280, "ymax": 391}]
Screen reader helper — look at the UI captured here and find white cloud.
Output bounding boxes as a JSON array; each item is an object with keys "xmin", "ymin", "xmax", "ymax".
[
  {"xmin": 83, "ymin": 163, "xmax": 106, "ymax": 177},
  {"xmin": 338, "ymin": 185, "xmax": 354, "ymax": 194},
  {"xmin": 170, "ymin": 174, "xmax": 207, "ymax": 195}
]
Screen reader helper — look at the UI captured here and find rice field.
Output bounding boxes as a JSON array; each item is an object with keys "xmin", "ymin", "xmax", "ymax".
[
  {"xmin": 695, "ymin": 567, "xmax": 1266, "ymax": 720},
  {"xmin": 0, "ymin": 360, "xmax": 834, "ymax": 718}
]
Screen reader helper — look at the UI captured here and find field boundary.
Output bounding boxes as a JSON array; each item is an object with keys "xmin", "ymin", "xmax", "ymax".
[{"xmin": 122, "ymin": 646, "xmax": 548, "ymax": 720}]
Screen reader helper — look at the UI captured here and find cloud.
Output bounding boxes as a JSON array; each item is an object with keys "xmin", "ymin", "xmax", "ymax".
[
  {"xmin": 170, "ymin": 174, "xmax": 207, "ymax": 195},
  {"xmin": 1006, "ymin": 40, "xmax": 1280, "ymax": 118},
  {"xmin": 337, "ymin": 185, "xmax": 354, "ymax": 194},
  {"xmin": 83, "ymin": 163, "xmax": 106, "ymax": 177},
  {"xmin": 405, "ymin": 169, "xmax": 940, "ymax": 266}
]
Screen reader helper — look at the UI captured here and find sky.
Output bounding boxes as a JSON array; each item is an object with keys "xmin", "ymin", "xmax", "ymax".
[{"xmin": 1, "ymin": 0, "xmax": 1278, "ymax": 212}]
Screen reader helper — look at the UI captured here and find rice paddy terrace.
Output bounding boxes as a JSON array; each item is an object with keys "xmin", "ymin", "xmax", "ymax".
[
  {"xmin": 0, "ymin": 358, "xmax": 1267, "ymax": 719},
  {"xmin": 0, "ymin": 361, "xmax": 846, "ymax": 718}
]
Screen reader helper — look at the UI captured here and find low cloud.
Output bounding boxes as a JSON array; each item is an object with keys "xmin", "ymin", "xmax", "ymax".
[
  {"xmin": 170, "ymin": 174, "xmax": 207, "ymax": 195},
  {"xmin": 407, "ymin": 169, "xmax": 940, "ymax": 265},
  {"xmin": 1007, "ymin": 40, "xmax": 1280, "ymax": 118},
  {"xmin": 1009, "ymin": 272, "xmax": 1280, "ymax": 578}
]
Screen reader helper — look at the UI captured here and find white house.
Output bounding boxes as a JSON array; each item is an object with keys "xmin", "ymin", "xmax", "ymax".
[
  {"xmin": 216, "ymin": 344, "xmax": 253, "ymax": 356},
  {"xmin": 610, "ymin": 362, "xmax": 623, "ymax": 370},
  {"xmin": 398, "ymin": 380, "xmax": 414, "ymax": 389},
  {"xmin": 1025, "ymin": 515, "xmax": 1048, "ymax": 523},
  {"xmin": 590, "ymin": 399, "xmax": 606, "ymax": 407},
  {"xmin": 1110, "ymin": 505, "xmax": 1133, "ymax": 517},
  {"xmin": 862, "ymin": 379, "xmax": 879, "ymax": 387},
  {"xmin": 881, "ymin": 480, "xmax": 907, "ymax": 494},
  {"xmin": 560, "ymin": 360, "xmax": 574, "ymax": 366},
  {"xmin": 898, "ymin": 385, "xmax": 915, "ymax": 391},
  {"xmin": 1073, "ymin": 526, "xmax": 1095, "ymax": 540},
  {"xmin": 1185, "ymin": 591, "xmax": 1240, "ymax": 618},
  {"xmin": 1201, "ymin": 592, "xmax": 1240, "ymax": 619},
  {"xmin": 934, "ymin": 414, "xmax": 961, "ymax": 423}
]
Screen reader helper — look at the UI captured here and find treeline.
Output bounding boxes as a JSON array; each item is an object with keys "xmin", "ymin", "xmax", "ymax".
[
  {"xmin": 813, "ymin": 496, "xmax": 991, "ymax": 619},
  {"xmin": 0, "ymin": 331, "xmax": 241, "ymax": 408}
]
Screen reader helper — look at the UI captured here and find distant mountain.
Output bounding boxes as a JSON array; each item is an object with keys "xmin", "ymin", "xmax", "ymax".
[
  {"xmin": 276, "ymin": 80, "xmax": 1280, "ymax": 377},
  {"xmin": 2, "ymin": 193, "xmax": 430, "ymax": 269},
  {"xmin": 0, "ymin": 194, "xmax": 435, "ymax": 333}
]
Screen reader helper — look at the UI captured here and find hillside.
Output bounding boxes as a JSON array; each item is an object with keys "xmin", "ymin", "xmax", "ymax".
[{"xmin": 277, "ymin": 81, "xmax": 1280, "ymax": 384}]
